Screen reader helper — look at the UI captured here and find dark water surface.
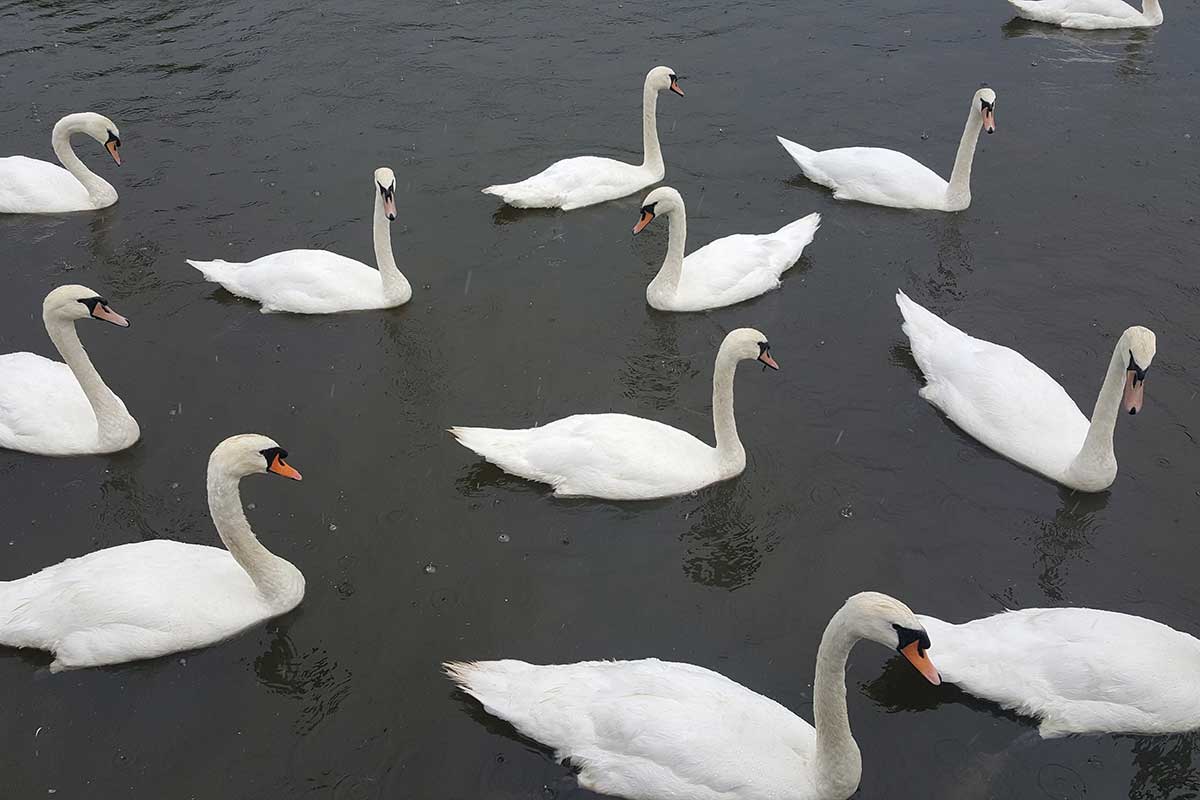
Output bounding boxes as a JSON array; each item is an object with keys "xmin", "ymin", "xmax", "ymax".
[{"xmin": 1, "ymin": 0, "xmax": 1199, "ymax": 797}]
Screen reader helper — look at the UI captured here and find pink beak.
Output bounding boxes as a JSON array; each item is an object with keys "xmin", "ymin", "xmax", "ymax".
[
  {"xmin": 383, "ymin": 194, "xmax": 397, "ymax": 221},
  {"xmin": 1123, "ymin": 370, "xmax": 1145, "ymax": 415},
  {"xmin": 982, "ymin": 106, "xmax": 995, "ymax": 134},
  {"xmin": 92, "ymin": 303, "xmax": 129, "ymax": 327}
]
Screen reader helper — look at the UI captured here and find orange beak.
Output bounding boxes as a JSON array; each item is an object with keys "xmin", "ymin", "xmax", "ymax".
[
  {"xmin": 105, "ymin": 139, "xmax": 121, "ymax": 165},
  {"xmin": 670, "ymin": 78, "xmax": 684, "ymax": 97},
  {"xmin": 92, "ymin": 303, "xmax": 130, "ymax": 327},
  {"xmin": 1123, "ymin": 370, "xmax": 1145, "ymax": 415},
  {"xmin": 633, "ymin": 209, "xmax": 655, "ymax": 235},
  {"xmin": 268, "ymin": 453, "xmax": 303, "ymax": 481},
  {"xmin": 901, "ymin": 640, "xmax": 940, "ymax": 685}
]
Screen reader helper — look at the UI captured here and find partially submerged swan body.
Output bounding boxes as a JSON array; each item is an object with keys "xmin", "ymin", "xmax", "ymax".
[
  {"xmin": 0, "ymin": 113, "xmax": 123, "ymax": 214},
  {"xmin": 482, "ymin": 66, "xmax": 684, "ymax": 210},
  {"xmin": 0, "ymin": 285, "xmax": 139, "ymax": 456},
  {"xmin": 0, "ymin": 434, "xmax": 304, "ymax": 672},
  {"xmin": 633, "ymin": 186, "xmax": 820, "ymax": 311},
  {"xmin": 896, "ymin": 290, "xmax": 1155, "ymax": 492},
  {"xmin": 447, "ymin": 592, "xmax": 940, "ymax": 800},
  {"xmin": 450, "ymin": 328, "xmax": 778, "ymax": 500},
  {"xmin": 187, "ymin": 167, "xmax": 411, "ymax": 313},
  {"xmin": 1007, "ymin": 0, "xmax": 1162, "ymax": 28},
  {"xmin": 778, "ymin": 88, "xmax": 996, "ymax": 211},
  {"xmin": 920, "ymin": 606, "xmax": 1200, "ymax": 736}
]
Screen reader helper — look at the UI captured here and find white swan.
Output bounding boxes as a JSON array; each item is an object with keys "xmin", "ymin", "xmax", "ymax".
[
  {"xmin": 0, "ymin": 285, "xmax": 139, "ymax": 456},
  {"xmin": 0, "ymin": 112, "xmax": 122, "ymax": 214},
  {"xmin": 446, "ymin": 592, "xmax": 940, "ymax": 800},
  {"xmin": 896, "ymin": 290, "xmax": 1155, "ymax": 492},
  {"xmin": 482, "ymin": 66, "xmax": 684, "ymax": 210},
  {"xmin": 777, "ymin": 88, "xmax": 996, "ymax": 211},
  {"xmin": 1007, "ymin": 0, "xmax": 1162, "ymax": 28},
  {"xmin": 450, "ymin": 328, "xmax": 778, "ymax": 500},
  {"xmin": 919, "ymin": 606, "xmax": 1200, "ymax": 736},
  {"xmin": 632, "ymin": 187, "xmax": 821, "ymax": 311},
  {"xmin": 187, "ymin": 167, "xmax": 411, "ymax": 314},
  {"xmin": 0, "ymin": 434, "xmax": 304, "ymax": 672}
]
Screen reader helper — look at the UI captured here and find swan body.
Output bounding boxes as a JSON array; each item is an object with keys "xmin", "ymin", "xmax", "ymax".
[
  {"xmin": 450, "ymin": 328, "xmax": 778, "ymax": 500},
  {"xmin": 447, "ymin": 592, "xmax": 940, "ymax": 800},
  {"xmin": 896, "ymin": 290, "xmax": 1155, "ymax": 492},
  {"xmin": 187, "ymin": 167, "xmax": 411, "ymax": 313},
  {"xmin": 0, "ymin": 285, "xmax": 138, "ymax": 456},
  {"xmin": 0, "ymin": 434, "xmax": 304, "ymax": 671},
  {"xmin": 1007, "ymin": 0, "xmax": 1162, "ymax": 28},
  {"xmin": 777, "ymin": 88, "xmax": 996, "ymax": 211},
  {"xmin": 633, "ymin": 187, "xmax": 820, "ymax": 311},
  {"xmin": 919, "ymin": 607, "xmax": 1200, "ymax": 736},
  {"xmin": 0, "ymin": 113, "xmax": 122, "ymax": 213},
  {"xmin": 482, "ymin": 67, "xmax": 683, "ymax": 210}
]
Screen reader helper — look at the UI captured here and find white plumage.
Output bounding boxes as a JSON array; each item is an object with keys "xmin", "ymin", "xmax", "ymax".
[
  {"xmin": 1007, "ymin": 0, "xmax": 1162, "ymax": 28},
  {"xmin": 634, "ymin": 187, "xmax": 820, "ymax": 311},
  {"xmin": 895, "ymin": 290, "xmax": 1156, "ymax": 492},
  {"xmin": 0, "ymin": 112, "xmax": 122, "ymax": 214},
  {"xmin": 919, "ymin": 607, "xmax": 1200, "ymax": 736},
  {"xmin": 0, "ymin": 434, "xmax": 305, "ymax": 672},
  {"xmin": 777, "ymin": 88, "xmax": 996, "ymax": 211}
]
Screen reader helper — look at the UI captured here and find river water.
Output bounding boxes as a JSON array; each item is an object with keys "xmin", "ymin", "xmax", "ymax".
[{"xmin": 1, "ymin": 0, "xmax": 1198, "ymax": 797}]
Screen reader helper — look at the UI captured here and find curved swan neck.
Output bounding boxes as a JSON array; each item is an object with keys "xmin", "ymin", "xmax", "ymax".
[
  {"xmin": 374, "ymin": 191, "xmax": 411, "ymax": 304},
  {"xmin": 44, "ymin": 314, "xmax": 127, "ymax": 446},
  {"xmin": 1141, "ymin": 0, "xmax": 1163, "ymax": 22},
  {"xmin": 206, "ymin": 467, "xmax": 302, "ymax": 605},
  {"xmin": 812, "ymin": 608, "xmax": 864, "ymax": 796},
  {"xmin": 711, "ymin": 340, "xmax": 745, "ymax": 472},
  {"xmin": 649, "ymin": 203, "xmax": 687, "ymax": 298},
  {"xmin": 1069, "ymin": 334, "xmax": 1131, "ymax": 475},
  {"xmin": 51, "ymin": 115, "xmax": 116, "ymax": 206},
  {"xmin": 945, "ymin": 103, "xmax": 984, "ymax": 209},
  {"xmin": 640, "ymin": 80, "xmax": 665, "ymax": 177}
]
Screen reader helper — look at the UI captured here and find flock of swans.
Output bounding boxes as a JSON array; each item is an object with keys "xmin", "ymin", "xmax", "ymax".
[{"xmin": 0, "ymin": 0, "xmax": 1183, "ymax": 795}]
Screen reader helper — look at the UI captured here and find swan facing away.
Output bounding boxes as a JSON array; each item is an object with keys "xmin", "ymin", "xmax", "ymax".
[
  {"xmin": 919, "ymin": 606, "xmax": 1200, "ymax": 736},
  {"xmin": 1007, "ymin": 0, "xmax": 1162, "ymax": 28},
  {"xmin": 632, "ymin": 187, "xmax": 821, "ymax": 311},
  {"xmin": 0, "ymin": 112, "xmax": 122, "ymax": 214},
  {"xmin": 450, "ymin": 328, "xmax": 778, "ymax": 500},
  {"xmin": 0, "ymin": 434, "xmax": 304, "ymax": 672},
  {"xmin": 187, "ymin": 167, "xmax": 411, "ymax": 314},
  {"xmin": 447, "ymin": 592, "xmax": 940, "ymax": 800},
  {"xmin": 778, "ymin": 87, "xmax": 996, "ymax": 211},
  {"xmin": 0, "ymin": 285, "xmax": 139, "ymax": 456},
  {"xmin": 896, "ymin": 291, "xmax": 1155, "ymax": 492},
  {"xmin": 482, "ymin": 66, "xmax": 684, "ymax": 210}
]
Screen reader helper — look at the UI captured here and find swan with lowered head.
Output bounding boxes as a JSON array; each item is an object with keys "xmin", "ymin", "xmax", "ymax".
[
  {"xmin": 0, "ymin": 285, "xmax": 138, "ymax": 456},
  {"xmin": 778, "ymin": 87, "xmax": 996, "ymax": 211},
  {"xmin": 446, "ymin": 592, "xmax": 941, "ymax": 800},
  {"xmin": 633, "ymin": 186, "xmax": 821, "ymax": 311},
  {"xmin": 450, "ymin": 328, "xmax": 778, "ymax": 500},
  {"xmin": 187, "ymin": 167, "xmax": 411, "ymax": 313},
  {"xmin": 0, "ymin": 434, "xmax": 304, "ymax": 672},
  {"xmin": 0, "ymin": 112, "xmax": 123, "ymax": 214},
  {"xmin": 896, "ymin": 290, "xmax": 1155, "ymax": 492},
  {"xmin": 1006, "ymin": 0, "xmax": 1162, "ymax": 28},
  {"xmin": 919, "ymin": 605, "xmax": 1200, "ymax": 736},
  {"xmin": 482, "ymin": 66, "xmax": 684, "ymax": 210}
]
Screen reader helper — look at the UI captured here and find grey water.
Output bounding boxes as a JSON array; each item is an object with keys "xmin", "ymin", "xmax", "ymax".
[{"xmin": 1, "ymin": 0, "xmax": 1198, "ymax": 797}]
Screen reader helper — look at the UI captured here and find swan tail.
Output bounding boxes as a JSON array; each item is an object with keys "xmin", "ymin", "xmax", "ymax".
[
  {"xmin": 1006, "ymin": 0, "xmax": 1048, "ymax": 17},
  {"xmin": 895, "ymin": 290, "xmax": 965, "ymax": 353},
  {"xmin": 186, "ymin": 259, "xmax": 237, "ymax": 282},
  {"xmin": 444, "ymin": 659, "xmax": 544, "ymax": 727},
  {"xmin": 481, "ymin": 182, "xmax": 558, "ymax": 209},
  {"xmin": 776, "ymin": 136, "xmax": 819, "ymax": 170},
  {"xmin": 449, "ymin": 426, "xmax": 542, "ymax": 478},
  {"xmin": 775, "ymin": 212, "xmax": 821, "ymax": 250}
]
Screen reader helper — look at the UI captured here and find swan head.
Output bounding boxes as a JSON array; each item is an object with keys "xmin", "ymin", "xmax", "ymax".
[
  {"xmin": 1122, "ymin": 326, "xmax": 1156, "ymax": 415},
  {"xmin": 211, "ymin": 434, "xmax": 303, "ymax": 481},
  {"xmin": 841, "ymin": 592, "xmax": 941, "ymax": 685},
  {"xmin": 646, "ymin": 66, "xmax": 684, "ymax": 97},
  {"xmin": 43, "ymin": 284, "xmax": 129, "ymax": 327},
  {"xmin": 632, "ymin": 186, "xmax": 684, "ymax": 234},
  {"xmin": 974, "ymin": 87, "xmax": 997, "ymax": 134},
  {"xmin": 374, "ymin": 167, "xmax": 397, "ymax": 221},
  {"xmin": 721, "ymin": 327, "xmax": 779, "ymax": 370}
]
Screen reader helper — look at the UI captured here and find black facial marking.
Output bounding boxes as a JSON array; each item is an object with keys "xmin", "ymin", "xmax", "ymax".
[
  {"xmin": 77, "ymin": 296, "xmax": 108, "ymax": 314},
  {"xmin": 1127, "ymin": 351, "xmax": 1148, "ymax": 383},
  {"xmin": 893, "ymin": 624, "xmax": 931, "ymax": 655},
  {"xmin": 669, "ymin": 73, "xmax": 678, "ymax": 82},
  {"xmin": 981, "ymin": 99, "xmax": 994, "ymax": 112},
  {"xmin": 260, "ymin": 446, "xmax": 288, "ymax": 468},
  {"xmin": 378, "ymin": 182, "xmax": 394, "ymax": 199},
  {"xmin": 758, "ymin": 341, "xmax": 770, "ymax": 356},
  {"xmin": 105, "ymin": 130, "xmax": 121, "ymax": 147},
  {"xmin": 641, "ymin": 202, "xmax": 657, "ymax": 216}
]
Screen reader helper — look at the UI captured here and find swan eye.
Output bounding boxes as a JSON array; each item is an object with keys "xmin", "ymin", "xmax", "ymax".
[
  {"xmin": 980, "ymin": 99, "xmax": 993, "ymax": 112},
  {"xmin": 105, "ymin": 130, "xmax": 120, "ymax": 147},
  {"xmin": 893, "ymin": 624, "xmax": 931, "ymax": 655},
  {"xmin": 1127, "ymin": 352, "xmax": 1148, "ymax": 381},
  {"xmin": 758, "ymin": 341, "xmax": 770, "ymax": 354},
  {"xmin": 77, "ymin": 296, "xmax": 106, "ymax": 312}
]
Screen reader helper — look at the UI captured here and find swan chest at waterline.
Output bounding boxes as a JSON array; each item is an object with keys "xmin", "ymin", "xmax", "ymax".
[{"xmin": 0, "ymin": 156, "xmax": 105, "ymax": 213}]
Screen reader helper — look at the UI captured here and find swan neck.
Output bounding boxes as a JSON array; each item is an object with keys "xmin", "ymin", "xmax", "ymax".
[
  {"xmin": 650, "ymin": 204, "xmax": 687, "ymax": 297},
  {"xmin": 640, "ymin": 81, "xmax": 664, "ymax": 177},
  {"xmin": 1141, "ymin": 0, "xmax": 1163, "ymax": 21},
  {"xmin": 374, "ymin": 193, "xmax": 411, "ymax": 303},
  {"xmin": 711, "ymin": 341, "xmax": 745, "ymax": 472},
  {"xmin": 206, "ymin": 468, "xmax": 301, "ymax": 604},
  {"xmin": 51, "ymin": 117, "xmax": 114, "ymax": 205},
  {"xmin": 812, "ymin": 609, "xmax": 863, "ymax": 795},
  {"xmin": 44, "ymin": 314, "xmax": 127, "ymax": 446},
  {"xmin": 946, "ymin": 104, "xmax": 983, "ymax": 207},
  {"xmin": 1071, "ymin": 335, "xmax": 1130, "ymax": 472}
]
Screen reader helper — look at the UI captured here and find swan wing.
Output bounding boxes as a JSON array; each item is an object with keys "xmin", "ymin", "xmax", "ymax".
[
  {"xmin": 896, "ymin": 291, "xmax": 1088, "ymax": 479},
  {"xmin": 0, "ymin": 353, "xmax": 110, "ymax": 454},
  {"xmin": 188, "ymin": 249, "xmax": 388, "ymax": 313},
  {"xmin": 0, "ymin": 156, "xmax": 94, "ymax": 213},
  {"xmin": 794, "ymin": 146, "xmax": 949, "ymax": 209},
  {"xmin": 919, "ymin": 609, "xmax": 1200, "ymax": 736},
  {"xmin": 451, "ymin": 413, "xmax": 719, "ymax": 499},
  {"xmin": 1009, "ymin": 0, "xmax": 1145, "ymax": 23},
  {"xmin": 483, "ymin": 156, "xmax": 654, "ymax": 210},
  {"xmin": 447, "ymin": 659, "xmax": 816, "ymax": 800}
]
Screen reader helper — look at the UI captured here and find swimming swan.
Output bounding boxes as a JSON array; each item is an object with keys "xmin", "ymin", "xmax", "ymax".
[
  {"xmin": 0, "ymin": 112, "xmax": 123, "ymax": 214},
  {"xmin": 1007, "ymin": 0, "xmax": 1162, "ymax": 28}
]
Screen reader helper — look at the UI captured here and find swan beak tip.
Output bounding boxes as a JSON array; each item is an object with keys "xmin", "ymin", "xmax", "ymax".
[
  {"xmin": 758, "ymin": 352, "xmax": 779, "ymax": 370},
  {"xmin": 269, "ymin": 456, "xmax": 303, "ymax": 481},
  {"xmin": 901, "ymin": 640, "xmax": 941, "ymax": 685},
  {"xmin": 92, "ymin": 305, "xmax": 129, "ymax": 327},
  {"xmin": 106, "ymin": 142, "xmax": 121, "ymax": 165}
]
